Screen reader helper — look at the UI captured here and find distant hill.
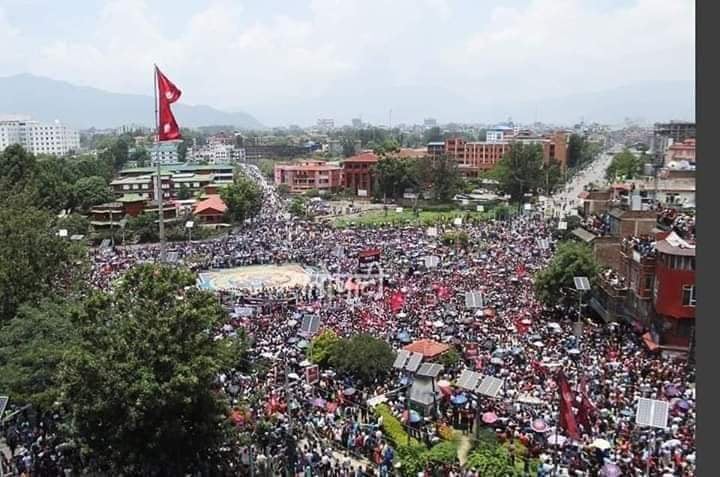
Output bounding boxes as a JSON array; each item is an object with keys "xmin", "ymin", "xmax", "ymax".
[{"xmin": 0, "ymin": 73, "xmax": 264, "ymax": 130}]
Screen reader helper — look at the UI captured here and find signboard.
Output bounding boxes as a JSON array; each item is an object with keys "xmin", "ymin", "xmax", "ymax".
[
  {"xmin": 573, "ymin": 321, "xmax": 584, "ymax": 338},
  {"xmin": 305, "ymin": 365, "xmax": 320, "ymax": 385},
  {"xmin": 426, "ymin": 227, "xmax": 438, "ymax": 237},
  {"xmin": 357, "ymin": 189, "xmax": 368, "ymax": 197},
  {"xmin": 461, "ymin": 199, "xmax": 469, "ymax": 206},
  {"xmin": 403, "ymin": 192, "xmax": 418, "ymax": 200},
  {"xmin": 395, "ymin": 207, "xmax": 404, "ymax": 213},
  {"xmin": 636, "ymin": 398, "xmax": 669, "ymax": 429},
  {"xmin": 476, "ymin": 205, "xmax": 485, "ymax": 212},
  {"xmin": 185, "ymin": 221, "xmax": 195, "ymax": 229},
  {"xmin": 524, "ymin": 203, "xmax": 532, "ymax": 211},
  {"xmin": 453, "ymin": 218, "xmax": 462, "ymax": 226},
  {"xmin": 57, "ymin": 229, "xmax": 68, "ymax": 238},
  {"xmin": 358, "ymin": 248, "xmax": 382, "ymax": 275},
  {"xmin": 558, "ymin": 221, "xmax": 568, "ymax": 230}
]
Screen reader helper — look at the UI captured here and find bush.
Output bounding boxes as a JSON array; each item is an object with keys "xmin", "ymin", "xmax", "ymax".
[
  {"xmin": 375, "ymin": 404, "xmax": 421, "ymax": 448},
  {"xmin": 424, "ymin": 440, "xmax": 458, "ymax": 465}
]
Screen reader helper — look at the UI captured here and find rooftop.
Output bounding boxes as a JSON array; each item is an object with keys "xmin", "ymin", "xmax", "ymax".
[{"xmin": 403, "ymin": 338, "xmax": 450, "ymax": 359}]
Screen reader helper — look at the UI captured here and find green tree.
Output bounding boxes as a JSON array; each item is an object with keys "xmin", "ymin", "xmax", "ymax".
[
  {"xmin": 491, "ymin": 143, "xmax": 544, "ymax": 202},
  {"xmin": 329, "ymin": 334, "xmax": 394, "ymax": 383},
  {"xmin": 438, "ymin": 346, "xmax": 461, "ymax": 369},
  {"xmin": 374, "ymin": 156, "xmax": 418, "ymax": 200},
  {"xmin": 534, "ymin": 241, "xmax": 599, "ymax": 307},
  {"xmin": 431, "ymin": 155, "xmax": 462, "ymax": 202},
  {"xmin": 423, "ymin": 126, "xmax": 443, "ymax": 144},
  {"xmin": 289, "ymin": 196, "xmax": 307, "ymax": 217},
  {"xmin": 541, "ymin": 158, "xmax": 563, "ymax": 195},
  {"xmin": 128, "ymin": 212, "xmax": 159, "ymax": 243},
  {"xmin": 220, "ymin": 176, "xmax": 262, "ymax": 223},
  {"xmin": 73, "ymin": 176, "xmax": 112, "ymax": 211},
  {"xmin": 56, "ymin": 213, "xmax": 91, "ymax": 237},
  {"xmin": 276, "ymin": 183, "xmax": 291, "ymax": 195},
  {"xmin": 0, "ymin": 203, "xmax": 82, "ymax": 322},
  {"xmin": 309, "ymin": 329, "xmax": 341, "ymax": 367},
  {"xmin": 606, "ymin": 149, "xmax": 643, "ymax": 181},
  {"xmin": 177, "ymin": 184, "xmax": 192, "ymax": 200},
  {"xmin": 130, "ymin": 147, "xmax": 150, "ymax": 167},
  {"xmin": 59, "ymin": 264, "xmax": 239, "ymax": 474},
  {"xmin": 341, "ymin": 138, "xmax": 357, "ymax": 157},
  {"xmin": 0, "ymin": 144, "xmax": 38, "ymax": 201},
  {"xmin": 0, "ymin": 298, "xmax": 79, "ymax": 408},
  {"xmin": 567, "ymin": 134, "xmax": 585, "ymax": 169}
]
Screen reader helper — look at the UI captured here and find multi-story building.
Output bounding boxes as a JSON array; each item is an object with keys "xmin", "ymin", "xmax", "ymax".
[
  {"xmin": 429, "ymin": 132, "xmax": 568, "ymax": 178},
  {"xmin": 189, "ymin": 143, "xmax": 245, "ymax": 164},
  {"xmin": 274, "ymin": 161, "xmax": 344, "ymax": 193},
  {"xmin": 342, "ymin": 152, "xmax": 379, "ymax": 196},
  {"xmin": 0, "ymin": 119, "xmax": 80, "ymax": 155},
  {"xmin": 316, "ymin": 118, "xmax": 335, "ymax": 130},
  {"xmin": 423, "ymin": 118, "xmax": 437, "ymax": 128},
  {"xmin": 150, "ymin": 142, "xmax": 180, "ymax": 165},
  {"xmin": 664, "ymin": 139, "xmax": 696, "ymax": 166},
  {"xmin": 351, "ymin": 118, "xmax": 363, "ymax": 129},
  {"xmin": 651, "ymin": 121, "xmax": 696, "ymax": 165},
  {"xmin": 111, "ymin": 164, "xmax": 234, "ymax": 200}
]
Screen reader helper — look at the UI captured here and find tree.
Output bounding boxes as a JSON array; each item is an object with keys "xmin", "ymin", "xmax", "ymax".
[
  {"xmin": 541, "ymin": 158, "xmax": 563, "ymax": 195},
  {"xmin": 289, "ymin": 196, "xmax": 307, "ymax": 217},
  {"xmin": 0, "ymin": 203, "xmax": 82, "ymax": 322},
  {"xmin": 56, "ymin": 213, "xmax": 90, "ymax": 236},
  {"xmin": 130, "ymin": 147, "xmax": 150, "ymax": 167},
  {"xmin": 329, "ymin": 334, "xmax": 394, "ymax": 383},
  {"xmin": 177, "ymin": 184, "xmax": 192, "ymax": 200},
  {"xmin": 59, "ymin": 264, "xmax": 239, "ymax": 474},
  {"xmin": 438, "ymin": 346, "xmax": 461, "ymax": 369},
  {"xmin": 341, "ymin": 138, "xmax": 357, "ymax": 157},
  {"xmin": 567, "ymin": 134, "xmax": 585, "ymax": 169},
  {"xmin": 73, "ymin": 176, "xmax": 112, "ymax": 211},
  {"xmin": 0, "ymin": 298, "xmax": 79, "ymax": 408},
  {"xmin": 374, "ymin": 156, "xmax": 418, "ymax": 200},
  {"xmin": 309, "ymin": 329, "xmax": 341, "ymax": 367},
  {"xmin": 606, "ymin": 149, "xmax": 643, "ymax": 181},
  {"xmin": 0, "ymin": 144, "xmax": 38, "ymax": 202},
  {"xmin": 492, "ymin": 143, "xmax": 544, "ymax": 202},
  {"xmin": 178, "ymin": 140, "xmax": 189, "ymax": 162},
  {"xmin": 220, "ymin": 176, "xmax": 262, "ymax": 223},
  {"xmin": 128, "ymin": 212, "xmax": 159, "ymax": 243},
  {"xmin": 423, "ymin": 127, "xmax": 443, "ymax": 144},
  {"xmin": 276, "ymin": 183, "xmax": 291, "ymax": 195},
  {"xmin": 431, "ymin": 155, "xmax": 462, "ymax": 202},
  {"xmin": 534, "ymin": 241, "xmax": 599, "ymax": 308}
]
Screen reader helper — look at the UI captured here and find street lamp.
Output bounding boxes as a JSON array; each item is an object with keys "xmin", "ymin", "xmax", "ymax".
[
  {"xmin": 119, "ymin": 218, "xmax": 128, "ymax": 246},
  {"xmin": 185, "ymin": 220, "xmax": 194, "ymax": 243}
]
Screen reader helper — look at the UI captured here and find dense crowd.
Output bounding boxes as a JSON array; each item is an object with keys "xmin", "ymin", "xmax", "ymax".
[{"xmin": 3, "ymin": 165, "xmax": 696, "ymax": 476}]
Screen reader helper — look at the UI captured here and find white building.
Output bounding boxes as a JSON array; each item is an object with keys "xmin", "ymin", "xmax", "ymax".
[
  {"xmin": 485, "ymin": 126, "xmax": 514, "ymax": 142},
  {"xmin": 150, "ymin": 142, "xmax": 180, "ymax": 165},
  {"xmin": 317, "ymin": 118, "xmax": 335, "ymax": 130},
  {"xmin": 189, "ymin": 143, "xmax": 245, "ymax": 164},
  {"xmin": 0, "ymin": 119, "xmax": 80, "ymax": 155}
]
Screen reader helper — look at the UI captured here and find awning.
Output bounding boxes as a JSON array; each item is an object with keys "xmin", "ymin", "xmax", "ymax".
[
  {"xmin": 642, "ymin": 332, "xmax": 659, "ymax": 351},
  {"xmin": 571, "ymin": 227, "xmax": 597, "ymax": 243}
]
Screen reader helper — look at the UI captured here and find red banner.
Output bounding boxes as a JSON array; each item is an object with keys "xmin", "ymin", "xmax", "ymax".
[
  {"xmin": 556, "ymin": 371, "xmax": 580, "ymax": 440},
  {"xmin": 156, "ymin": 66, "xmax": 182, "ymax": 141}
]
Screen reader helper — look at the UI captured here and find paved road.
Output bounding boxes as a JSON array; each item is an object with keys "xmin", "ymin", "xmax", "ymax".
[{"xmin": 547, "ymin": 144, "xmax": 621, "ymax": 216}]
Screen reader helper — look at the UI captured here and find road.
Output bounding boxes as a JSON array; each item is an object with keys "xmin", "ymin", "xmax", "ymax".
[{"xmin": 547, "ymin": 144, "xmax": 621, "ymax": 216}]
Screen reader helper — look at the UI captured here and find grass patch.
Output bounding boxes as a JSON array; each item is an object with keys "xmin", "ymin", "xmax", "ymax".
[
  {"xmin": 333, "ymin": 208, "xmax": 495, "ymax": 228},
  {"xmin": 374, "ymin": 404, "xmax": 423, "ymax": 448}
]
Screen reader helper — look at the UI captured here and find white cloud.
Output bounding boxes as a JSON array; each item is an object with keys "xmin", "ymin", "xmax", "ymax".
[{"xmin": 0, "ymin": 0, "xmax": 695, "ymax": 124}]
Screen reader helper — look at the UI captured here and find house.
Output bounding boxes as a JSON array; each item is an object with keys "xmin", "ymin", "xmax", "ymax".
[
  {"xmin": 193, "ymin": 195, "xmax": 228, "ymax": 224},
  {"xmin": 274, "ymin": 161, "xmax": 344, "ymax": 193},
  {"xmin": 403, "ymin": 339, "xmax": 449, "ymax": 360},
  {"xmin": 342, "ymin": 152, "xmax": 379, "ymax": 196}
]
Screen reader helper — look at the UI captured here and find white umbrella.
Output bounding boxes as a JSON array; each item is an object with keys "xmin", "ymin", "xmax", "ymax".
[
  {"xmin": 662, "ymin": 439, "xmax": 682, "ymax": 449},
  {"xmin": 288, "ymin": 373, "xmax": 301, "ymax": 380},
  {"xmin": 299, "ymin": 360, "xmax": 312, "ymax": 367},
  {"xmin": 547, "ymin": 433, "xmax": 567, "ymax": 446},
  {"xmin": 533, "ymin": 341, "xmax": 544, "ymax": 348},
  {"xmin": 433, "ymin": 320, "xmax": 445, "ymax": 328},
  {"xmin": 590, "ymin": 439, "xmax": 612, "ymax": 450}
]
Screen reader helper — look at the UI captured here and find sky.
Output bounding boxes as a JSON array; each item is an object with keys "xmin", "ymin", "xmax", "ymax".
[{"xmin": 0, "ymin": 0, "xmax": 695, "ymax": 126}]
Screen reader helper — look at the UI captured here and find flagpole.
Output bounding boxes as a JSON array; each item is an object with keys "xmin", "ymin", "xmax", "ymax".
[{"xmin": 153, "ymin": 64, "xmax": 166, "ymax": 262}]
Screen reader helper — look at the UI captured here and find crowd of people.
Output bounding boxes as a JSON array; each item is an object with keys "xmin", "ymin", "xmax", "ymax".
[{"xmin": 4, "ymin": 164, "xmax": 696, "ymax": 476}]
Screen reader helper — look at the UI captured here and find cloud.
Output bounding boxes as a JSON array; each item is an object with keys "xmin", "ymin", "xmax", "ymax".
[{"xmin": 0, "ymin": 0, "xmax": 695, "ymax": 125}]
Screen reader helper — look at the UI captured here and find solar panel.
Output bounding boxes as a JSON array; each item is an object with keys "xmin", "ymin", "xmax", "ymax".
[
  {"xmin": 417, "ymin": 363, "xmax": 443, "ymax": 378},
  {"xmin": 301, "ymin": 314, "xmax": 321, "ymax": 336},
  {"xmin": 573, "ymin": 276, "xmax": 591, "ymax": 291},
  {"xmin": 405, "ymin": 352, "xmax": 424, "ymax": 373},
  {"xmin": 393, "ymin": 350, "xmax": 411, "ymax": 369},
  {"xmin": 636, "ymin": 398, "xmax": 669, "ymax": 429},
  {"xmin": 425, "ymin": 256, "xmax": 440, "ymax": 268},
  {"xmin": 465, "ymin": 291, "xmax": 484, "ymax": 309},
  {"xmin": 476, "ymin": 376, "xmax": 504, "ymax": 398},
  {"xmin": 457, "ymin": 370, "xmax": 481, "ymax": 391}
]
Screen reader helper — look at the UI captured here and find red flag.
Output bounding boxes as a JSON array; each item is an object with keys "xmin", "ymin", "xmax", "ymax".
[
  {"xmin": 575, "ymin": 376, "xmax": 597, "ymax": 430},
  {"xmin": 156, "ymin": 66, "xmax": 182, "ymax": 141},
  {"xmin": 514, "ymin": 318, "xmax": 530, "ymax": 334},
  {"xmin": 389, "ymin": 292, "xmax": 405, "ymax": 313},
  {"xmin": 555, "ymin": 371, "xmax": 580, "ymax": 440}
]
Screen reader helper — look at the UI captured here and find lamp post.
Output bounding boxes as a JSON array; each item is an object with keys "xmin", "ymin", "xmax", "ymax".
[{"xmin": 185, "ymin": 220, "xmax": 194, "ymax": 243}]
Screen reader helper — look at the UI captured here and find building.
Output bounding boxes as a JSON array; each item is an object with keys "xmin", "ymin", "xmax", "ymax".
[
  {"xmin": 189, "ymin": 143, "xmax": 245, "ymax": 164},
  {"xmin": 342, "ymin": 152, "xmax": 379, "ymax": 196},
  {"xmin": 423, "ymin": 118, "xmax": 437, "ymax": 128},
  {"xmin": 111, "ymin": 164, "xmax": 234, "ymax": 200},
  {"xmin": 193, "ymin": 194, "xmax": 228, "ymax": 223},
  {"xmin": 274, "ymin": 161, "xmax": 344, "ymax": 193},
  {"xmin": 351, "ymin": 118, "xmax": 363, "ymax": 129},
  {"xmin": 652, "ymin": 121, "xmax": 695, "ymax": 165},
  {"xmin": 664, "ymin": 139, "xmax": 696, "ymax": 166},
  {"xmin": 244, "ymin": 144, "xmax": 308, "ymax": 161},
  {"xmin": 429, "ymin": 132, "xmax": 568, "ymax": 178},
  {"xmin": 485, "ymin": 126, "xmax": 514, "ymax": 142},
  {"xmin": 0, "ymin": 119, "xmax": 79, "ymax": 155},
  {"xmin": 150, "ymin": 142, "xmax": 180, "ymax": 165},
  {"xmin": 316, "ymin": 118, "xmax": 335, "ymax": 130}
]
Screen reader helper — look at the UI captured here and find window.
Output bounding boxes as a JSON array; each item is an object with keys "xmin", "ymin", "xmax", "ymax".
[{"xmin": 682, "ymin": 285, "xmax": 696, "ymax": 307}]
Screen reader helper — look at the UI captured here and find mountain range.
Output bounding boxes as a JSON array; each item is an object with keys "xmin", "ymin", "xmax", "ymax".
[
  {"xmin": 0, "ymin": 74, "xmax": 694, "ymax": 129},
  {"xmin": 0, "ymin": 74, "xmax": 264, "ymax": 130}
]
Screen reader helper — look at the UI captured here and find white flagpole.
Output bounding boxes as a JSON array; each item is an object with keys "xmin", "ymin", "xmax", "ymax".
[{"xmin": 154, "ymin": 64, "xmax": 166, "ymax": 262}]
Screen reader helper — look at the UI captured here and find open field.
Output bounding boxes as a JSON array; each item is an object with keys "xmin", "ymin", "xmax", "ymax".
[{"xmin": 332, "ymin": 208, "xmax": 498, "ymax": 228}]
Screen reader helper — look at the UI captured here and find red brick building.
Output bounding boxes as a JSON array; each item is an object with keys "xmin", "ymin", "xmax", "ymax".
[
  {"xmin": 342, "ymin": 152, "xmax": 378, "ymax": 196},
  {"xmin": 274, "ymin": 161, "xmax": 344, "ymax": 193},
  {"xmin": 430, "ymin": 133, "xmax": 568, "ymax": 178}
]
